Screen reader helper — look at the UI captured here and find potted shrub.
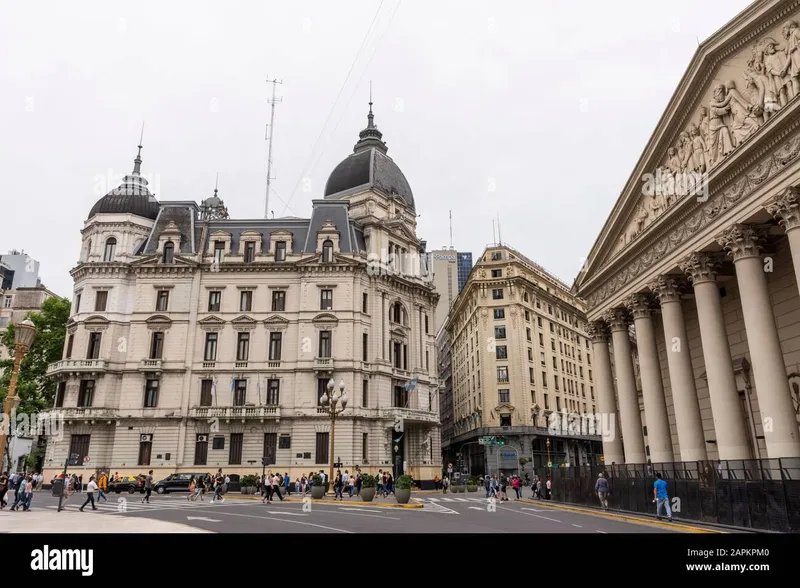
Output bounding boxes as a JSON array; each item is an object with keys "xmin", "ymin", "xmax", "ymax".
[
  {"xmin": 466, "ymin": 476, "xmax": 478, "ymax": 492},
  {"xmin": 453, "ymin": 477, "xmax": 466, "ymax": 493},
  {"xmin": 240, "ymin": 474, "xmax": 258, "ymax": 495},
  {"xmin": 395, "ymin": 475, "xmax": 413, "ymax": 504},
  {"xmin": 311, "ymin": 474, "xmax": 326, "ymax": 499},
  {"xmin": 359, "ymin": 474, "xmax": 376, "ymax": 502}
]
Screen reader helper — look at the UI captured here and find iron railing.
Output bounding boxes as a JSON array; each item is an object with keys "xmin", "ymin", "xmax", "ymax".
[{"xmin": 532, "ymin": 459, "xmax": 800, "ymax": 532}]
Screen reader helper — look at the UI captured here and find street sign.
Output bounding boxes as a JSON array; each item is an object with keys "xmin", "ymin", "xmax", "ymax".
[
  {"xmin": 478, "ymin": 437, "xmax": 485, "ymax": 445},
  {"xmin": 83, "ymin": 456, "xmax": 90, "ymax": 464},
  {"xmin": 334, "ymin": 462, "xmax": 343, "ymax": 468},
  {"xmin": 68, "ymin": 453, "xmax": 80, "ymax": 466},
  {"xmin": 547, "ymin": 461, "xmax": 552, "ymax": 467}
]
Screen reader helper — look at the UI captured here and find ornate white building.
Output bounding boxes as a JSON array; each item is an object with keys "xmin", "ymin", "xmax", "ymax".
[
  {"xmin": 574, "ymin": 0, "xmax": 800, "ymax": 466},
  {"xmin": 42, "ymin": 104, "xmax": 441, "ymax": 483}
]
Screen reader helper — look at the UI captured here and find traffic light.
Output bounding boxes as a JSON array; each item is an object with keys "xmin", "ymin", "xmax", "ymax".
[{"xmin": 497, "ymin": 436, "xmax": 506, "ymax": 446}]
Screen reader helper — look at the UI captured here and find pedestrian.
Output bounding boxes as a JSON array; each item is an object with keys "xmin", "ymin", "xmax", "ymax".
[
  {"xmin": 0, "ymin": 472, "xmax": 8, "ymax": 509},
  {"xmin": 442, "ymin": 475, "xmax": 449, "ymax": 494},
  {"xmin": 212, "ymin": 469, "xmax": 225, "ymax": 502},
  {"xmin": 653, "ymin": 472, "xmax": 672, "ymax": 522},
  {"xmin": 80, "ymin": 475, "xmax": 98, "ymax": 512},
  {"xmin": 271, "ymin": 472, "xmax": 284, "ymax": 501},
  {"xmin": 334, "ymin": 470, "xmax": 344, "ymax": 500},
  {"xmin": 97, "ymin": 472, "xmax": 109, "ymax": 503},
  {"xmin": 141, "ymin": 469, "xmax": 153, "ymax": 504},
  {"xmin": 595, "ymin": 473, "xmax": 609, "ymax": 511},
  {"xmin": 262, "ymin": 471, "xmax": 273, "ymax": 503},
  {"xmin": 545, "ymin": 478, "xmax": 551, "ymax": 500}
]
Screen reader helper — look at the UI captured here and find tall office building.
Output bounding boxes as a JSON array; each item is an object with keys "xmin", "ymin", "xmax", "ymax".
[
  {"xmin": 429, "ymin": 249, "xmax": 459, "ymax": 334},
  {"xmin": 457, "ymin": 252, "xmax": 472, "ymax": 292}
]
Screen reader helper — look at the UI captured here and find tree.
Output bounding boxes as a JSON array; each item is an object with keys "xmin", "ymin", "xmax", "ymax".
[{"xmin": 0, "ymin": 296, "xmax": 71, "ymax": 415}]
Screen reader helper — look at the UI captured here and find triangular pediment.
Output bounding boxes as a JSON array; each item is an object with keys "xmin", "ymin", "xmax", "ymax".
[
  {"xmin": 146, "ymin": 314, "xmax": 172, "ymax": 325},
  {"xmin": 312, "ymin": 312, "xmax": 338, "ymax": 324},
  {"xmin": 231, "ymin": 315, "xmax": 256, "ymax": 324},
  {"xmin": 263, "ymin": 315, "xmax": 289, "ymax": 330},
  {"xmin": 575, "ymin": 0, "xmax": 800, "ymax": 293},
  {"xmin": 130, "ymin": 253, "xmax": 195, "ymax": 267},
  {"xmin": 494, "ymin": 403, "xmax": 515, "ymax": 413},
  {"xmin": 198, "ymin": 315, "xmax": 225, "ymax": 331},
  {"xmin": 240, "ymin": 230, "xmax": 262, "ymax": 238},
  {"xmin": 209, "ymin": 230, "xmax": 231, "ymax": 238},
  {"xmin": 295, "ymin": 252, "xmax": 361, "ymax": 267}
]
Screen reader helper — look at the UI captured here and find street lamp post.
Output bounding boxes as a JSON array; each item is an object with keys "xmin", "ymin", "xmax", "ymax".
[
  {"xmin": 319, "ymin": 377, "xmax": 348, "ymax": 491},
  {"xmin": 0, "ymin": 319, "xmax": 37, "ymax": 472},
  {"xmin": 546, "ymin": 437, "xmax": 551, "ymax": 467}
]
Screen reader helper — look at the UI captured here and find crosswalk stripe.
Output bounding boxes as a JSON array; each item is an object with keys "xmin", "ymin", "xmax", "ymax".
[
  {"xmin": 44, "ymin": 498, "xmax": 227, "ymax": 514},
  {"xmin": 427, "ymin": 498, "xmax": 440, "ymax": 502}
]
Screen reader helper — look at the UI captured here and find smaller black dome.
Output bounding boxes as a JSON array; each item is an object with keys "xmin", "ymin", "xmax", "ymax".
[{"xmin": 88, "ymin": 146, "xmax": 160, "ymax": 220}]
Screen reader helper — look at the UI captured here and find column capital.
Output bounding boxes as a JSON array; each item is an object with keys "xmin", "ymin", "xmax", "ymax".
[
  {"xmin": 602, "ymin": 308, "xmax": 632, "ymax": 332},
  {"xmin": 584, "ymin": 320, "xmax": 609, "ymax": 343},
  {"xmin": 716, "ymin": 223, "xmax": 765, "ymax": 261},
  {"xmin": 765, "ymin": 186, "xmax": 800, "ymax": 232},
  {"xmin": 680, "ymin": 252, "xmax": 720, "ymax": 285},
  {"xmin": 648, "ymin": 275, "xmax": 685, "ymax": 304},
  {"xmin": 624, "ymin": 292, "xmax": 656, "ymax": 319}
]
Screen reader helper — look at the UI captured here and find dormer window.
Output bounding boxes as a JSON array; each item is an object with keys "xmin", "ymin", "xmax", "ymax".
[
  {"xmin": 213, "ymin": 241, "xmax": 225, "ymax": 263},
  {"xmin": 275, "ymin": 241, "xmax": 286, "ymax": 262},
  {"xmin": 103, "ymin": 237, "xmax": 116, "ymax": 262},
  {"xmin": 322, "ymin": 240, "xmax": 334, "ymax": 263},
  {"xmin": 162, "ymin": 241, "xmax": 174, "ymax": 264},
  {"xmin": 244, "ymin": 241, "xmax": 256, "ymax": 263}
]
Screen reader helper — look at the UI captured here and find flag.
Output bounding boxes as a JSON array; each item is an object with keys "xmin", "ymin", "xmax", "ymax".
[
  {"xmin": 404, "ymin": 377, "xmax": 418, "ymax": 392},
  {"xmin": 211, "ymin": 378, "xmax": 217, "ymax": 406}
]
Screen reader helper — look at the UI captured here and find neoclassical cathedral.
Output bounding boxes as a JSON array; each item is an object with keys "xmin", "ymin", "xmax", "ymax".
[
  {"xmin": 42, "ymin": 103, "xmax": 441, "ymax": 483},
  {"xmin": 575, "ymin": 0, "xmax": 800, "ymax": 466}
]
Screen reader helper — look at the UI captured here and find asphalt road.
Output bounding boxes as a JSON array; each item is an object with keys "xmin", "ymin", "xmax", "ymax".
[{"xmin": 25, "ymin": 491, "xmax": 681, "ymax": 533}]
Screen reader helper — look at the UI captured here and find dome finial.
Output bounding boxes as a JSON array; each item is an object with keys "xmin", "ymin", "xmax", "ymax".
[
  {"xmin": 354, "ymin": 84, "xmax": 387, "ymax": 154},
  {"xmin": 133, "ymin": 121, "xmax": 145, "ymax": 175},
  {"xmin": 367, "ymin": 81, "xmax": 375, "ymax": 129},
  {"xmin": 215, "ymin": 171, "xmax": 219, "ymax": 196}
]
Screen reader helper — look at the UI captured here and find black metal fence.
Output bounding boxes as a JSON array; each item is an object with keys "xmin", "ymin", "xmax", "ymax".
[{"xmin": 532, "ymin": 458, "xmax": 800, "ymax": 532}]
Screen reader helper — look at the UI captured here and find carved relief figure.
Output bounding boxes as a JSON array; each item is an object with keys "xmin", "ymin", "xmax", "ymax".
[
  {"xmin": 689, "ymin": 124, "xmax": 708, "ymax": 173},
  {"xmin": 707, "ymin": 84, "xmax": 735, "ymax": 166},
  {"xmin": 724, "ymin": 80, "xmax": 762, "ymax": 144},
  {"xmin": 758, "ymin": 38, "xmax": 791, "ymax": 110},
  {"xmin": 783, "ymin": 20, "xmax": 800, "ymax": 97},
  {"xmin": 678, "ymin": 131, "xmax": 693, "ymax": 170}
]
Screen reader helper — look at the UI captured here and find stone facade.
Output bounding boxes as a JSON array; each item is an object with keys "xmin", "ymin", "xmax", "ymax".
[
  {"xmin": 41, "ymin": 108, "xmax": 442, "ymax": 483},
  {"xmin": 574, "ymin": 0, "xmax": 800, "ymax": 464}
]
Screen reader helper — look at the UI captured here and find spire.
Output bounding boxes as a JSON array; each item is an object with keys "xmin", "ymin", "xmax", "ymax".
[
  {"xmin": 353, "ymin": 85, "xmax": 387, "ymax": 154},
  {"xmin": 132, "ymin": 121, "xmax": 145, "ymax": 175}
]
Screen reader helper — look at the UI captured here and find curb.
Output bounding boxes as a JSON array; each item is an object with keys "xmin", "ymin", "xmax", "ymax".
[
  {"xmin": 516, "ymin": 499, "xmax": 724, "ymax": 533},
  {"xmin": 224, "ymin": 495, "xmax": 424, "ymax": 509}
]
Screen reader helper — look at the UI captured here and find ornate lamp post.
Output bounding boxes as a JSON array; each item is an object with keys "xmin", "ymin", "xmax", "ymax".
[
  {"xmin": 546, "ymin": 437, "xmax": 551, "ymax": 467},
  {"xmin": 319, "ymin": 378, "xmax": 348, "ymax": 490},
  {"xmin": 0, "ymin": 319, "xmax": 37, "ymax": 472}
]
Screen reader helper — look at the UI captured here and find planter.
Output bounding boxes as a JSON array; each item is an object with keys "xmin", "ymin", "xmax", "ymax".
[
  {"xmin": 360, "ymin": 487, "xmax": 376, "ymax": 502},
  {"xmin": 240, "ymin": 486, "xmax": 256, "ymax": 495},
  {"xmin": 453, "ymin": 485, "xmax": 466, "ymax": 493},
  {"xmin": 311, "ymin": 486, "xmax": 326, "ymax": 500},
  {"xmin": 466, "ymin": 485, "xmax": 478, "ymax": 492},
  {"xmin": 395, "ymin": 488, "xmax": 411, "ymax": 504}
]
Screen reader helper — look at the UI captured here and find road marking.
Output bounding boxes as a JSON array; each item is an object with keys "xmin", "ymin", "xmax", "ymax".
[
  {"xmin": 265, "ymin": 511, "xmax": 306, "ymax": 516},
  {"xmin": 186, "ymin": 516, "xmax": 221, "ymax": 522},
  {"xmin": 330, "ymin": 510, "xmax": 400, "ymax": 521},
  {"xmin": 440, "ymin": 498, "xmax": 454, "ymax": 502},
  {"xmin": 572, "ymin": 524, "xmax": 582, "ymax": 528},
  {"xmin": 521, "ymin": 508, "xmax": 543, "ymax": 512},
  {"xmin": 468, "ymin": 506, "xmax": 484, "ymax": 511},
  {"xmin": 412, "ymin": 498, "xmax": 459, "ymax": 514},
  {"xmin": 427, "ymin": 498, "xmax": 440, "ymax": 502},
  {"xmin": 596, "ymin": 530, "xmax": 607, "ymax": 534},
  {"xmin": 339, "ymin": 508, "xmax": 382, "ymax": 513},
  {"xmin": 179, "ymin": 508, "xmax": 355, "ymax": 533},
  {"xmin": 497, "ymin": 505, "xmax": 561, "ymax": 523}
]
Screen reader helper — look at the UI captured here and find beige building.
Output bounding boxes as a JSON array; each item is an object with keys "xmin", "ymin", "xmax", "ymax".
[
  {"xmin": 429, "ymin": 248, "xmax": 460, "ymax": 334},
  {"xmin": 441, "ymin": 244, "xmax": 602, "ymax": 475},
  {"xmin": 574, "ymin": 0, "xmax": 800, "ymax": 466},
  {"xmin": 41, "ymin": 104, "xmax": 441, "ymax": 483}
]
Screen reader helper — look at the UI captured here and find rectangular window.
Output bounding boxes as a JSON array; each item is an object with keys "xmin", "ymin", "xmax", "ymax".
[
  {"xmin": 65, "ymin": 334, "xmax": 74, "ymax": 359},
  {"xmin": 229, "ymin": 433, "xmax": 243, "ymax": 465},
  {"xmin": 362, "ymin": 433, "xmax": 368, "ymax": 462},
  {"xmin": 494, "ymin": 326, "xmax": 506, "ymax": 339},
  {"xmin": 144, "ymin": 379, "xmax": 159, "ymax": 407},
  {"xmin": 55, "ymin": 381, "xmax": 66, "ymax": 407},
  {"xmin": 542, "ymin": 371, "xmax": 548, "ymax": 387},
  {"xmin": 315, "ymin": 432, "xmax": 330, "ymax": 464},
  {"xmin": 498, "ymin": 389, "xmax": 510, "ymax": 404},
  {"xmin": 393, "ymin": 385, "xmax": 408, "ymax": 408},
  {"xmin": 494, "ymin": 308, "xmax": 505, "ymax": 319},
  {"xmin": 275, "ymin": 241, "xmax": 286, "ymax": 262},
  {"xmin": 78, "ymin": 380, "xmax": 94, "ymax": 407},
  {"xmin": 317, "ymin": 378, "xmax": 329, "ymax": 406},
  {"xmin": 319, "ymin": 330, "xmax": 332, "ymax": 358},
  {"xmin": 236, "ymin": 332, "xmax": 250, "ymax": 361},
  {"xmin": 362, "ymin": 333, "xmax": 368, "ymax": 361},
  {"xmin": 244, "ymin": 241, "xmax": 256, "ymax": 263},
  {"xmin": 69, "ymin": 434, "xmax": 91, "ymax": 464},
  {"xmin": 497, "ymin": 367, "xmax": 509, "ymax": 383},
  {"xmin": 87, "ymin": 332, "xmax": 102, "ymax": 359},
  {"xmin": 263, "ymin": 433, "xmax": 277, "ymax": 464},
  {"xmin": 204, "ymin": 333, "xmax": 217, "ymax": 361},
  {"xmin": 75, "ymin": 293, "xmax": 81, "ymax": 312},
  {"xmin": 278, "ymin": 435, "xmax": 291, "ymax": 449},
  {"xmin": 233, "ymin": 379, "xmax": 247, "ymax": 406},
  {"xmin": 362, "ymin": 292, "xmax": 368, "ymax": 314},
  {"xmin": 156, "ymin": 290, "xmax": 169, "ymax": 312},
  {"xmin": 240, "ymin": 290, "xmax": 253, "ymax": 312},
  {"xmin": 362, "ymin": 379, "xmax": 368, "ymax": 407},
  {"xmin": 424, "ymin": 314, "xmax": 429, "ymax": 333},
  {"xmin": 208, "ymin": 291, "xmax": 221, "ymax": 312},
  {"xmin": 150, "ymin": 332, "xmax": 164, "ymax": 359},
  {"xmin": 138, "ymin": 435, "xmax": 152, "ymax": 466},
  {"xmin": 200, "ymin": 379, "xmax": 213, "ymax": 406},
  {"xmin": 320, "ymin": 289, "xmax": 333, "ymax": 310},
  {"xmin": 95, "ymin": 291, "xmax": 108, "ymax": 312},
  {"xmin": 496, "ymin": 346, "xmax": 507, "ymax": 360},
  {"xmin": 214, "ymin": 241, "xmax": 225, "ymax": 263},
  {"xmin": 529, "ymin": 368, "xmax": 535, "ymax": 383},
  {"xmin": 491, "ymin": 269, "xmax": 502, "ymax": 278},
  {"xmin": 269, "ymin": 332, "xmax": 282, "ymax": 360},
  {"xmin": 266, "ymin": 379, "xmax": 280, "ymax": 405},
  {"xmin": 271, "ymin": 290, "xmax": 286, "ymax": 311},
  {"xmin": 194, "ymin": 434, "xmax": 208, "ymax": 466},
  {"xmin": 212, "ymin": 437, "xmax": 224, "ymax": 450},
  {"xmin": 492, "ymin": 288, "xmax": 504, "ymax": 300}
]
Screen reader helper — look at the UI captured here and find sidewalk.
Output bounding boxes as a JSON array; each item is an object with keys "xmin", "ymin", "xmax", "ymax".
[
  {"xmin": 0, "ymin": 509, "xmax": 211, "ymax": 534},
  {"xmin": 227, "ymin": 490, "xmax": 424, "ymax": 508}
]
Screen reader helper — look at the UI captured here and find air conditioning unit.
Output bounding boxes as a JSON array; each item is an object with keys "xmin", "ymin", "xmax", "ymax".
[
  {"xmin": 140, "ymin": 434, "xmax": 153, "ymax": 442},
  {"xmin": 197, "ymin": 435, "xmax": 208, "ymax": 442}
]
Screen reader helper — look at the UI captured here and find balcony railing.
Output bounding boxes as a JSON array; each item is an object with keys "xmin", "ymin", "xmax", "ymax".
[
  {"xmin": 392, "ymin": 368, "xmax": 411, "ymax": 378},
  {"xmin": 314, "ymin": 357, "xmax": 334, "ymax": 371},
  {"xmin": 267, "ymin": 361, "xmax": 281, "ymax": 368},
  {"xmin": 382, "ymin": 407, "xmax": 439, "ymax": 424},
  {"xmin": 47, "ymin": 359, "xmax": 108, "ymax": 376},
  {"xmin": 234, "ymin": 361, "xmax": 249, "ymax": 369},
  {"xmin": 202, "ymin": 361, "xmax": 217, "ymax": 369},
  {"xmin": 46, "ymin": 407, "xmax": 118, "ymax": 420},
  {"xmin": 189, "ymin": 405, "xmax": 278, "ymax": 419},
  {"xmin": 138, "ymin": 359, "xmax": 162, "ymax": 372}
]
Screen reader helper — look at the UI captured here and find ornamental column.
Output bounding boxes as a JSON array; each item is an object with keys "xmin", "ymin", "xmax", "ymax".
[
  {"xmin": 586, "ymin": 321, "xmax": 624, "ymax": 465},
  {"xmin": 649, "ymin": 276, "xmax": 707, "ymax": 461},
  {"xmin": 624, "ymin": 293, "xmax": 674, "ymax": 463},
  {"xmin": 717, "ymin": 224, "xmax": 800, "ymax": 458},
  {"xmin": 680, "ymin": 252, "xmax": 751, "ymax": 460},
  {"xmin": 603, "ymin": 308, "xmax": 646, "ymax": 463},
  {"xmin": 766, "ymin": 186, "xmax": 800, "ymax": 284}
]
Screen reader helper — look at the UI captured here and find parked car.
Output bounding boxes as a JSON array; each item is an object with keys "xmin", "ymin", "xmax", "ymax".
[
  {"xmin": 108, "ymin": 475, "xmax": 145, "ymax": 494},
  {"xmin": 154, "ymin": 473, "xmax": 207, "ymax": 494}
]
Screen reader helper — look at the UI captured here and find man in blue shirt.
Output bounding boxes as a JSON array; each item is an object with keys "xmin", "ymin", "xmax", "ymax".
[{"xmin": 653, "ymin": 472, "xmax": 672, "ymax": 522}]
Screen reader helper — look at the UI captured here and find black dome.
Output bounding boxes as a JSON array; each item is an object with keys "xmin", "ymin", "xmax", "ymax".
[
  {"xmin": 323, "ymin": 102, "xmax": 414, "ymax": 210},
  {"xmin": 88, "ymin": 147, "xmax": 160, "ymax": 220}
]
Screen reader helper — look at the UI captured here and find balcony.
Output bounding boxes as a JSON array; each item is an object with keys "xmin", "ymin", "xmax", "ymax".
[
  {"xmin": 138, "ymin": 359, "xmax": 162, "ymax": 372},
  {"xmin": 234, "ymin": 361, "xmax": 249, "ymax": 369},
  {"xmin": 313, "ymin": 357, "xmax": 334, "ymax": 372},
  {"xmin": 201, "ymin": 361, "xmax": 217, "ymax": 369},
  {"xmin": 189, "ymin": 405, "xmax": 279, "ymax": 420},
  {"xmin": 382, "ymin": 407, "xmax": 439, "ymax": 425},
  {"xmin": 47, "ymin": 359, "xmax": 108, "ymax": 377},
  {"xmin": 392, "ymin": 367, "xmax": 411, "ymax": 379},
  {"xmin": 46, "ymin": 407, "xmax": 118, "ymax": 422},
  {"xmin": 267, "ymin": 360, "xmax": 281, "ymax": 369}
]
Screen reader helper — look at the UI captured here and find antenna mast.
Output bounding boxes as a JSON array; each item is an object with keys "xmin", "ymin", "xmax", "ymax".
[
  {"xmin": 449, "ymin": 210, "xmax": 453, "ymax": 249},
  {"xmin": 265, "ymin": 77, "xmax": 283, "ymax": 219},
  {"xmin": 497, "ymin": 213, "xmax": 502, "ymax": 245},
  {"xmin": 492, "ymin": 219, "xmax": 496, "ymax": 245}
]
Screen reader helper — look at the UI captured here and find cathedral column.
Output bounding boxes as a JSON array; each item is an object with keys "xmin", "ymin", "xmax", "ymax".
[
  {"xmin": 680, "ymin": 252, "xmax": 750, "ymax": 460},
  {"xmin": 586, "ymin": 321, "xmax": 624, "ymax": 465},
  {"xmin": 625, "ymin": 293, "xmax": 674, "ymax": 463},
  {"xmin": 717, "ymin": 224, "xmax": 800, "ymax": 458},
  {"xmin": 603, "ymin": 309, "xmax": 646, "ymax": 464},
  {"xmin": 649, "ymin": 276, "xmax": 707, "ymax": 461},
  {"xmin": 766, "ymin": 186, "xmax": 800, "ymax": 284}
]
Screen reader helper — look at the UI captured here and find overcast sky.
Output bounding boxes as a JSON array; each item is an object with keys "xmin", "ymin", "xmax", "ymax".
[{"xmin": 0, "ymin": 0, "xmax": 753, "ymax": 297}]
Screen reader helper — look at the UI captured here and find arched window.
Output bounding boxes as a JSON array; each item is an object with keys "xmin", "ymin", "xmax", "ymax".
[
  {"xmin": 390, "ymin": 302, "xmax": 407, "ymax": 325},
  {"xmin": 103, "ymin": 237, "xmax": 117, "ymax": 262},
  {"xmin": 163, "ymin": 241, "xmax": 174, "ymax": 264},
  {"xmin": 322, "ymin": 240, "xmax": 333, "ymax": 263}
]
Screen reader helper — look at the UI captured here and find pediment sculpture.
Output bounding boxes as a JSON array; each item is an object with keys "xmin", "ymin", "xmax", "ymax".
[{"xmin": 617, "ymin": 19, "xmax": 800, "ymax": 253}]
